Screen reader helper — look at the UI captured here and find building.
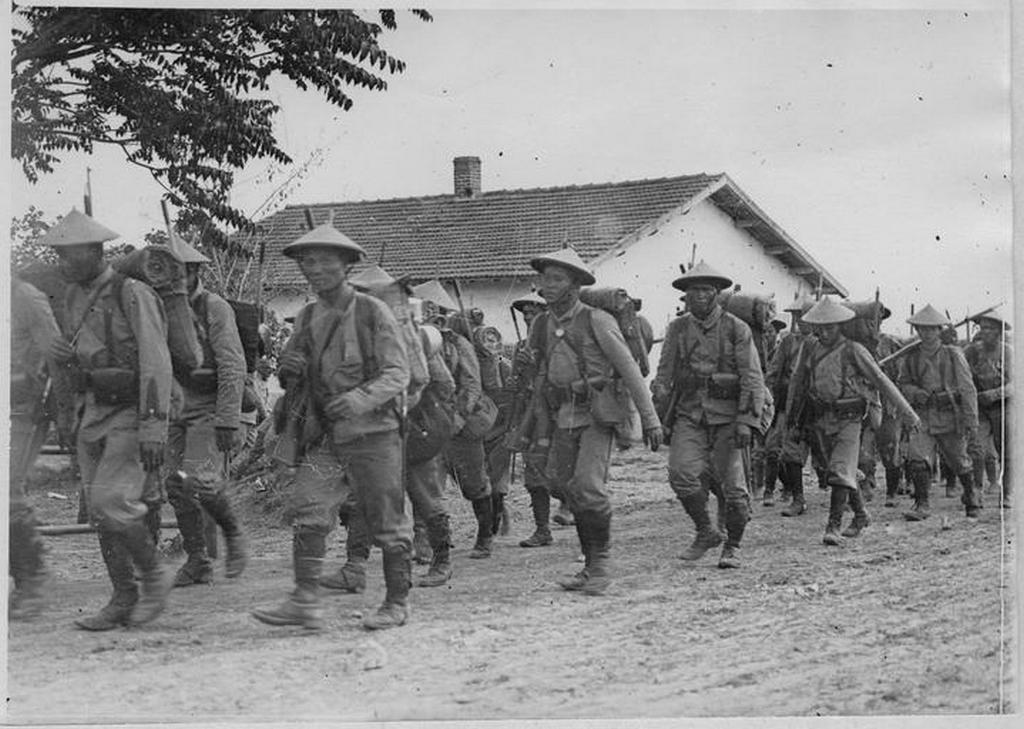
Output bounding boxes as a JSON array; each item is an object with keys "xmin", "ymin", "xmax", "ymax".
[{"xmin": 253, "ymin": 157, "xmax": 847, "ymax": 347}]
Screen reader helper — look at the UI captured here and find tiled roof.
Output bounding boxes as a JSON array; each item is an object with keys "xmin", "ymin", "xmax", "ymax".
[{"xmin": 251, "ymin": 173, "xmax": 721, "ymax": 290}]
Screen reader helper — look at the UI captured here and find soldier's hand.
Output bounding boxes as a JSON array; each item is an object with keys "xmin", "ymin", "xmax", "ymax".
[
  {"xmin": 643, "ymin": 426, "xmax": 663, "ymax": 452},
  {"xmin": 277, "ymin": 351, "xmax": 307, "ymax": 379},
  {"xmin": 139, "ymin": 441, "xmax": 165, "ymax": 472},
  {"xmin": 49, "ymin": 336, "xmax": 75, "ymax": 363},
  {"xmin": 734, "ymin": 423, "xmax": 752, "ymax": 448},
  {"xmin": 215, "ymin": 427, "xmax": 238, "ymax": 453},
  {"xmin": 514, "ymin": 346, "xmax": 535, "ymax": 370}
]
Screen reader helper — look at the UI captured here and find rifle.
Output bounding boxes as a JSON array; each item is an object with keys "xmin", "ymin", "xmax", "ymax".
[
  {"xmin": 785, "ymin": 339, "xmax": 814, "ymax": 435},
  {"xmin": 878, "ymin": 302, "xmax": 1005, "ymax": 367}
]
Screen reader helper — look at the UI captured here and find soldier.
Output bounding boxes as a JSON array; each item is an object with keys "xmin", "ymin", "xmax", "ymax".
[
  {"xmin": 319, "ymin": 265, "xmax": 458, "ymax": 591},
  {"xmin": 873, "ymin": 329, "xmax": 909, "ymax": 507},
  {"xmin": 651, "ymin": 261, "xmax": 763, "ymax": 569},
  {"xmin": 415, "ymin": 281, "xmax": 499, "ymax": 560},
  {"xmin": 762, "ymin": 297, "xmax": 814, "ymax": 509},
  {"xmin": 251, "ymin": 222, "xmax": 412, "ymax": 631},
  {"xmin": 788, "ymin": 298, "xmax": 919, "ymax": 545},
  {"xmin": 964, "ymin": 310, "xmax": 1012, "ymax": 509},
  {"xmin": 164, "ymin": 238, "xmax": 249, "ymax": 587},
  {"xmin": 508, "ymin": 292, "xmax": 563, "ymax": 548},
  {"xmin": 897, "ymin": 305, "xmax": 981, "ymax": 521},
  {"xmin": 528, "ymin": 246, "xmax": 661, "ymax": 594},
  {"xmin": 9, "ymin": 277, "xmax": 63, "ymax": 619},
  {"xmin": 43, "ymin": 209, "xmax": 175, "ymax": 630}
]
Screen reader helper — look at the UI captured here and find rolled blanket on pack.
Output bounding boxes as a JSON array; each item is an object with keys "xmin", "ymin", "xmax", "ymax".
[
  {"xmin": 580, "ymin": 286, "xmax": 650, "ymax": 377},
  {"xmin": 113, "ymin": 245, "xmax": 202, "ymax": 377}
]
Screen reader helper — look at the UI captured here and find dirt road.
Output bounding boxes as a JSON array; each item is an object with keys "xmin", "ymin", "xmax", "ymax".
[{"xmin": 5, "ymin": 449, "xmax": 1017, "ymax": 721}]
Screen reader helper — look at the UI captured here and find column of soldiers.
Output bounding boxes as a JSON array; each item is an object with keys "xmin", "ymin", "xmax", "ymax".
[{"xmin": 9, "ymin": 214, "xmax": 1014, "ymax": 629}]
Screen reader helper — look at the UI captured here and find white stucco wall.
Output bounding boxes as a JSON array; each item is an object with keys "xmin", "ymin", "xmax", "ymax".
[{"xmin": 592, "ymin": 199, "xmax": 813, "ymax": 345}]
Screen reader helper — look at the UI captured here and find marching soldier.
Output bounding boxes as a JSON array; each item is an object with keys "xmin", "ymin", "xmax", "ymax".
[
  {"xmin": 529, "ymin": 247, "xmax": 661, "ymax": 594},
  {"xmin": 651, "ymin": 261, "xmax": 764, "ymax": 569},
  {"xmin": 788, "ymin": 298, "xmax": 919, "ymax": 544},
  {"xmin": 251, "ymin": 222, "xmax": 412, "ymax": 631},
  {"xmin": 318, "ymin": 265, "xmax": 458, "ymax": 591},
  {"xmin": 964, "ymin": 309, "xmax": 1012, "ymax": 509},
  {"xmin": 762, "ymin": 296, "xmax": 814, "ymax": 510},
  {"xmin": 164, "ymin": 238, "xmax": 249, "ymax": 586},
  {"xmin": 897, "ymin": 305, "xmax": 980, "ymax": 521},
  {"xmin": 9, "ymin": 277, "xmax": 63, "ymax": 619},
  {"xmin": 416, "ymin": 281, "xmax": 499, "ymax": 560},
  {"xmin": 43, "ymin": 209, "xmax": 175, "ymax": 630}
]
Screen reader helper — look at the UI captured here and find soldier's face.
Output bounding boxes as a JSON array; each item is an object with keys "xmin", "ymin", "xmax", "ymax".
[
  {"xmin": 521, "ymin": 303, "xmax": 543, "ymax": 325},
  {"xmin": 297, "ymin": 248, "xmax": 350, "ymax": 295},
  {"xmin": 979, "ymin": 321, "xmax": 1002, "ymax": 347},
  {"xmin": 816, "ymin": 323, "xmax": 841, "ymax": 346},
  {"xmin": 538, "ymin": 265, "xmax": 578, "ymax": 304},
  {"xmin": 185, "ymin": 263, "xmax": 201, "ymax": 293},
  {"xmin": 685, "ymin": 284, "xmax": 717, "ymax": 317},
  {"xmin": 916, "ymin": 325, "xmax": 941, "ymax": 346},
  {"xmin": 56, "ymin": 243, "xmax": 104, "ymax": 283}
]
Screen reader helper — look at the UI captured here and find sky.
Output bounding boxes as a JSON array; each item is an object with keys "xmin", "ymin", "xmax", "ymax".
[{"xmin": 6, "ymin": 1, "xmax": 1014, "ymax": 337}]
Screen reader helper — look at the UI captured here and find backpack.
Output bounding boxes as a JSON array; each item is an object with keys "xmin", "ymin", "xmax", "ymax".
[
  {"xmin": 840, "ymin": 300, "xmax": 888, "ymax": 352},
  {"xmin": 578, "ymin": 287, "xmax": 650, "ymax": 376},
  {"xmin": 715, "ymin": 289, "xmax": 776, "ymax": 368}
]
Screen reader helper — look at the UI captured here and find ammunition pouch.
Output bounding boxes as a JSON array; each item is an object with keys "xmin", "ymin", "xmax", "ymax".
[
  {"xmin": 810, "ymin": 396, "xmax": 867, "ymax": 421},
  {"xmin": 183, "ymin": 367, "xmax": 219, "ymax": 395},
  {"xmin": 87, "ymin": 367, "xmax": 139, "ymax": 406},
  {"xmin": 590, "ymin": 379, "xmax": 627, "ymax": 426},
  {"xmin": 543, "ymin": 382, "xmax": 588, "ymax": 410},
  {"xmin": 462, "ymin": 393, "xmax": 499, "ymax": 438},
  {"xmin": 679, "ymin": 372, "xmax": 741, "ymax": 401},
  {"xmin": 929, "ymin": 391, "xmax": 962, "ymax": 410}
]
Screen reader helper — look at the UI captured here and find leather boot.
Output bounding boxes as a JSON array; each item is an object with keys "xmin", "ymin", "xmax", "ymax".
[
  {"xmin": 412, "ymin": 521, "xmax": 433, "ymax": 565},
  {"xmin": 252, "ymin": 528, "xmax": 325, "ymax": 629},
  {"xmin": 520, "ymin": 489, "xmax": 553, "ymax": 547},
  {"xmin": 842, "ymin": 486, "xmax": 870, "ymax": 537},
  {"xmin": 823, "ymin": 487, "xmax": 848, "ymax": 546},
  {"xmin": 468, "ymin": 497, "xmax": 494, "ymax": 559},
  {"xmin": 959, "ymin": 470, "xmax": 980, "ymax": 519},
  {"xmin": 490, "ymin": 492, "xmax": 506, "ymax": 536},
  {"xmin": 884, "ymin": 465, "xmax": 902, "ymax": 507},
  {"xmin": 364, "ymin": 548, "xmax": 410, "ymax": 630},
  {"xmin": 9, "ymin": 517, "xmax": 47, "ymax": 621},
  {"xmin": 582, "ymin": 513, "xmax": 612, "ymax": 595},
  {"xmin": 124, "ymin": 521, "xmax": 174, "ymax": 626},
  {"xmin": 75, "ymin": 530, "xmax": 138, "ymax": 631},
  {"xmin": 816, "ymin": 468, "xmax": 829, "ymax": 491},
  {"xmin": 780, "ymin": 463, "xmax": 807, "ymax": 516},
  {"xmin": 677, "ymin": 492, "xmax": 723, "ymax": 561},
  {"xmin": 558, "ymin": 518, "xmax": 591, "ymax": 590},
  {"xmin": 201, "ymin": 490, "xmax": 248, "ymax": 578},
  {"xmin": 144, "ymin": 500, "xmax": 163, "ymax": 549},
  {"xmin": 171, "ymin": 504, "xmax": 214, "ymax": 587},
  {"xmin": 718, "ymin": 500, "xmax": 748, "ymax": 569},
  {"xmin": 762, "ymin": 455, "xmax": 779, "ymax": 506},
  {"xmin": 985, "ymin": 456, "xmax": 999, "ymax": 492},
  {"xmin": 943, "ymin": 464, "xmax": 958, "ymax": 499},
  {"xmin": 904, "ymin": 465, "xmax": 932, "ymax": 521},
  {"xmin": 418, "ymin": 513, "xmax": 453, "ymax": 588}
]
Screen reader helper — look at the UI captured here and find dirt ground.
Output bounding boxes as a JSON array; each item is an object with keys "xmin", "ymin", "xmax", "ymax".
[{"xmin": 5, "ymin": 447, "xmax": 1018, "ymax": 722}]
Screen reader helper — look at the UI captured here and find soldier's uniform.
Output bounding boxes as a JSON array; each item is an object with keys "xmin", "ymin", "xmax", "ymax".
[
  {"xmin": 964, "ymin": 311, "xmax": 1012, "ymax": 508},
  {"xmin": 251, "ymin": 224, "xmax": 412, "ymax": 631},
  {"xmin": 872, "ymin": 332, "xmax": 908, "ymax": 506},
  {"xmin": 164, "ymin": 240, "xmax": 249, "ymax": 586},
  {"xmin": 319, "ymin": 265, "xmax": 459, "ymax": 592},
  {"xmin": 792, "ymin": 298, "xmax": 918, "ymax": 544},
  {"xmin": 897, "ymin": 305, "xmax": 980, "ymax": 521},
  {"xmin": 43, "ymin": 209, "xmax": 175, "ymax": 630},
  {"xmin": 651, "ymin": 262, "xmax": 765, "ymax": 568},
  {"xmin": 9, "ymin": 278, "xmax": 62, "ymax": 619},
  {"xmin": 762, "ymin": 297, "xmax": 814, "ymax": 511},
  {"xmin": 529, "ymin": 247, "xmax": 660, "ymax": 594}
]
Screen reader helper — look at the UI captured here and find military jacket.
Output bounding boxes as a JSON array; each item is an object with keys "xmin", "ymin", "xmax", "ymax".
[
  {"xmin": 440, "ymin": 330, "xmax": 483, "ymax": 417},
  {"xmin": 652, "ymin": 304, "xmax": 765, "ymax": 429},
  {"xmin": 897, "ymin": 342, "xmax": 979, "ymax": 435},
  {"xmin": 177, "ymin": 282, "xmax": 246, "ymax": 429},
  {"xmin": 287, "ymin": 284, "xmax": 410, "ymax": 444},
  {"xmin": 765, "ymin": 330, "xmax": 806, "ymax": 408},
  {"xmin": 64, "ymin": 264, "xmax": 172, "ymax": 443},
  {"xmin": 964, "ymin": 340, "xmax": 1013, "ymax": 407},
  {"xmin": 532, "ymin": 300, "xmax": 659, "ymax": 431}
]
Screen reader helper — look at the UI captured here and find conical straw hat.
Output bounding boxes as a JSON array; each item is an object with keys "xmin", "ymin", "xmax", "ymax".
[{"xmin": 39, "ymin": 208, "xmax": 119, "ymax": 247}]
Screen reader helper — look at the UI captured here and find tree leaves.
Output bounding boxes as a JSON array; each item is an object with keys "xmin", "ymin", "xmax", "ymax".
[{"xmin": 12, "ymin": 8, "xmax": 432, "ymax": 247}]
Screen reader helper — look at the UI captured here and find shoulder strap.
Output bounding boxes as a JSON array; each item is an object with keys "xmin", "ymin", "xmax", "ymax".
[{"xmin": 353, "ymin": 295, "xmax": 376, "ymax": 381}]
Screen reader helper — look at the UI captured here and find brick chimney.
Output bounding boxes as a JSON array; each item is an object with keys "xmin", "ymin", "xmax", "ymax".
[{"xmin": 453, "ymin": 156, "xmax": 481, "ymax": 198}]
